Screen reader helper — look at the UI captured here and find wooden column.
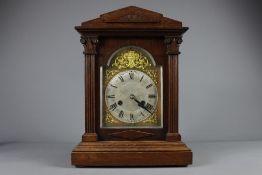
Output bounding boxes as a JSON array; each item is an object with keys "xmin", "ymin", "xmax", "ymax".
[
  {"xmin": 165, "ymin": 36, "xmax": 183, "ymax": 141},
  {"xmin": 80, "ymin": 36, "xmax": 99, "ymax": 142}
]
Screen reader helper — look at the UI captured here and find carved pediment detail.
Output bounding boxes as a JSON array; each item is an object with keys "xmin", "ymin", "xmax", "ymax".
[
  {"xmin": 101, "ymin": 6, "xmax": 162, "ymax": 23},
  {"xmin": 105, "ymin": 14, "xmax": 157, "ymax": 23}
]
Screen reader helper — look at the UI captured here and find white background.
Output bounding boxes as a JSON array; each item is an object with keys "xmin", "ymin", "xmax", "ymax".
[{"xmin": 0, "ymin": 0, "xmax": 262, "ymax": 143}]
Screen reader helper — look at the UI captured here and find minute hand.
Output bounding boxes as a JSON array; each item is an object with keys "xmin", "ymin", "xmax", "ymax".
[{"xmin": 130, "ymin": 95, "xmax": 153, "ymax": 115}]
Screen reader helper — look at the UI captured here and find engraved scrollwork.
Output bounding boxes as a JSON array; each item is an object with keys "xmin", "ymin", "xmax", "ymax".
[
  {"xmin": 142, "ymin": 111, "xmax": 158, "ymax": 125},
  {"xmin": 143, "ymin": 69, "xmax": 158, "ymax": 85},
  {"xmin": 105, "ymin": 110, "xmax": 120, "ymax": 124},
  {"xmin": 104, "ymin": 69, "xmax": 121, "ymax": 86}
]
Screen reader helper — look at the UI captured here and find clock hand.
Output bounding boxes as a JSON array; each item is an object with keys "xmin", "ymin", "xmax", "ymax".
[
  {"xmin": 130, "ymin": 94, "xmax": 153, "ymax": 115},
  {"xmin": 130, "ymin": 94, "xmax": 141, "ymax": 104}
]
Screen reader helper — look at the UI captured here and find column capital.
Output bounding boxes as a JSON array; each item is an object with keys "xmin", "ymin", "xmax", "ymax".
[
  {"xmin": 164, "ymin": 36, "xmax": 183, "ymax": 55},
  {"xmin": 80, "ymin": 36, "xmax": 99, "ymax": 55}
]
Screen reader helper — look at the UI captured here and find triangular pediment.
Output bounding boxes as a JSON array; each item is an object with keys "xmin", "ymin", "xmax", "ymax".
[
  {"xmin": 76, "ymin": 6, "xmax": 186, "ymax": 31},
  {"xmin": 100, "ymin": 6, "xmax": 162, "ymax": 23}
]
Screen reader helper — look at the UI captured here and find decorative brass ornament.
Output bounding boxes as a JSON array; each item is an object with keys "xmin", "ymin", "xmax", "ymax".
[
  {"xmin": 142, "ymin": 110, "xmax": 159, "ymax": 124},
  {"xmin": 105, "ymin": 48, "xmax": 157, "ymax": 85},
  {"xmin": 104, "ymin": 69, "xmax": 120, "ymax": 86},
  {"xmin": 105, "ymin": 109, "xmax": 120, "ymax": 124},
  {"xmin": 144, "ymin": 69, "xmax": 158, "ymax": 85},
  {"xmin": 111, "ymin": 49, "xmax": 153, "ymax": 70}
]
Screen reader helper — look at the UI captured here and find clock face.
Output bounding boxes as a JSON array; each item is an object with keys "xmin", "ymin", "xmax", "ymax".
[
  {"xmin": 100, "ymin": 46, "xmax": 162, "ymax": 128},
  {"xmin": 105, "ymin": 70, "xmax": 158, "ymax": 123}
]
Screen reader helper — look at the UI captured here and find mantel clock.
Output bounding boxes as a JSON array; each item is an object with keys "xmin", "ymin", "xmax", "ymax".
[{"xmin": 71, "ymin": 6, "xmax": 192, "ymax": 166}]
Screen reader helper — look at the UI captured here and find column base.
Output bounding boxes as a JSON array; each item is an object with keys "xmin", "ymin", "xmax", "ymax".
[
  {"xmin": 82, "ymin": 133, "xmax": 97, "ymax": 142},
  {"xmin": 166, "ymin": 132, "xmax": 181, "ymax": 141}
]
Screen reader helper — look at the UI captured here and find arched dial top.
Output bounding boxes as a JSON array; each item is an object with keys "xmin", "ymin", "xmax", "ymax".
[
  {"xmin": 105, "ymin": 70, "xmax": 158, "ymax": 123},
  {"xmin": 107, "ymin": 46, "xmax": 156, "ymax": 69}
]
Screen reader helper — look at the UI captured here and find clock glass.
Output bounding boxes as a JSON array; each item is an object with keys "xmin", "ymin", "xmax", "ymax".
[{"xmin": 100, "ymin": 46, "xmax": 162, "ymax": 128}]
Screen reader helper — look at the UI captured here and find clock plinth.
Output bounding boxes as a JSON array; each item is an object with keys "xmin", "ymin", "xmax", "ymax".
[
  {"xmin": 71, "ymin": 6, "xmax": 192, "ymax": 166},
  {"xmin": 72, "ymin": 141, "xmax": 192, "ymax": 166}
]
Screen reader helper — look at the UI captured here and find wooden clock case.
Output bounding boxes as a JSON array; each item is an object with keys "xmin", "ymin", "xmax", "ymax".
[{"xmin": 71, "ymin": 6, "xmax": 192, "ymax": 166}]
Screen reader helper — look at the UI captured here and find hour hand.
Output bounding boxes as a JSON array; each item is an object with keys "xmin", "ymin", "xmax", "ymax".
[
  {"xmin": 130, "ymin": 94, "xmax": 152, "ymax": 115},
  {"xmin": 130, "ymin": 94, "xmax": 139, "ymax": 104},
  {"xmin": 130, "ymin": 94, "xmax": 144, "ymax": 106}
]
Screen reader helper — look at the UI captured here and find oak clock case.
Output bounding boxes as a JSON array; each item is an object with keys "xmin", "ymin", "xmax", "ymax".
[{"xmin": 71, "ymin": 6, "xmax": 192, "ymax": 167}]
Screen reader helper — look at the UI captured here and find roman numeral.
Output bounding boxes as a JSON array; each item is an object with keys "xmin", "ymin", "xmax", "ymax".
[
  {"xmin": 146, "ymin": 84, "xmax": 153, "ymax": 89},
  {"xmin": 107, "ymin": 95, "xmax": 115, "ymax": 98},
  {"xmin": 140, "ymin": 112, "xmax": 145, "ymax": 117},
  {"xmin": 119, "ymin": 110, "xmax": 124, "ymax": 118},
  {"xmin": 118, "ymin": 76, "xmax": 124, "ymax": 82},
  {"xmin": 130, "ymin": 113, "xmax": 134, "ymax": 121},
  {"xmin": 148, "ymin": 94, "xmax": 156, "ymax": 98},
  {"xmin": 129, "ymin": 72, "xmax": 134, "ymax": 79},
  {"xmin": 140, "ymin": 75, "xmax": 144, "ymax": 82},
  {"xmin": 110, "ymin": 84, "xmax": 117, "ymax": 88},
  {"xmin": 145, "ymin": 103, "xmax": 153, "ymax": 111},
  {"xmin": 109, "ymin": 103, "xmax": 117, "ymax": 111}
]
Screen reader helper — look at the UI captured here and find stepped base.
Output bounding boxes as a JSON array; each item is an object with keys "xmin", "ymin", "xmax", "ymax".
[{"xmin": 71, "ymin": 141, "xmax": 192, "ymax": 166}]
